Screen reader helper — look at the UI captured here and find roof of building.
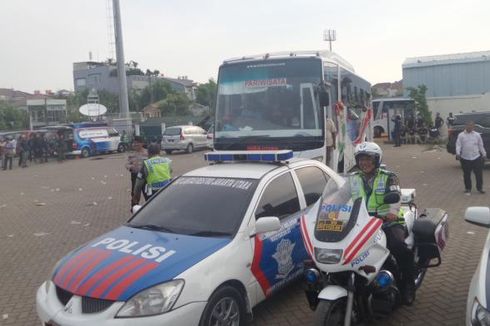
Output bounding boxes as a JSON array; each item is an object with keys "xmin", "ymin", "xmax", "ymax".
[
  {"xmin": 162, "ymin": 77, "xmax": 195, "ymax": 87},
  {"xmin": 403, "ymin": 50, "xmax": 490, "ymax": 69}
]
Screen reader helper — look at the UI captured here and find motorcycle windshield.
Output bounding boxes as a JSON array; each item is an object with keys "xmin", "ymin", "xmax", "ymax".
[{"xmin": 314, "ymin": 177, "xmax": 362, "ymax": 242}]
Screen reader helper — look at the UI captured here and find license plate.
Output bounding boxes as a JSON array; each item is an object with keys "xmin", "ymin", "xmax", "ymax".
[{"xmin": 316, "ymin": 220, "xmax": 343, "ymax": 232}]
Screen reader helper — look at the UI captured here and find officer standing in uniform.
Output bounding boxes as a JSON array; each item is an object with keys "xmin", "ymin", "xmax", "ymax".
[
  {"xmin": 131, "ymin": 143, "xmax": 172, "ymax": 206},
  {"xmin": 350, "ymin": 142, "xmax": 416, "ymax": 305}
]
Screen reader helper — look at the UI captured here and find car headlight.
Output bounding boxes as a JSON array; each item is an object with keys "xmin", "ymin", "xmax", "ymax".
[
  {"xmin": 314, "ymin": 248, "xmax": 343, "ymax": 264},
  {"xmin": 472, "ymin": 298, "xmax": 490, "ymax": 326},
  {"xmin": 116, "ymin": 279, "xmax": 184, "ymax": 317}
]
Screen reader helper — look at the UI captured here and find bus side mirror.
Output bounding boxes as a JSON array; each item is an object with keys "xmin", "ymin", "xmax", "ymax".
[{"xmin": 317, "ymin": 83, "xmax": 330, "ymax": 108}]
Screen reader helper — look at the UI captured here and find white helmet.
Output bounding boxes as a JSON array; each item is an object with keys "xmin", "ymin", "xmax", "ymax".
[{"xmin": 354, "ymin": 142, "xmax": 382, "ymax": 168}]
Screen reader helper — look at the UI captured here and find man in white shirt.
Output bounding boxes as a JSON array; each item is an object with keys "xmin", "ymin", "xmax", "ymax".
[{"xmin": 456, "ymin": 121, "xmax": 487, "ymax": 194}]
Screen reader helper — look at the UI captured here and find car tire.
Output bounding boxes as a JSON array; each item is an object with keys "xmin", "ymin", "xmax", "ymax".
[
  {"xmin": 117, "ymin": 144, "xmax": 126, "ymax": 153},
  {"xmin": 165, "ymin": 149, "xmax": 173, "ymax": 155},
  {"xmin": 199, "ymin": 286, "xmax": 246, "ymax": 326},
  {"xmin": 81, "ymin": 148, "xmax": 90, "ymax": 158},
  {"xmin": 186, "ymin": 143, "xmax": 194, "ymax": 153}
]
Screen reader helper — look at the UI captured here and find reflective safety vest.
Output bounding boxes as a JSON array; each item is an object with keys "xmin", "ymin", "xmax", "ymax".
[
  {"xmin": 350, "ymin": 170, "xmax": 404, "ymax": 225},
  {"xmin": 144, "ymin": 156, "xmax": 172, "ymax": 191}
]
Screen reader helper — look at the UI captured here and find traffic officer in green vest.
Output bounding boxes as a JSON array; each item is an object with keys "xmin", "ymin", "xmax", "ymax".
[
  {"xmin": 131, "ymin": 143, "xmax": 172, "ymax": 206},
  {"xmin": 351, "ymin": 141, "xmax": 416, "ymax": 305}
]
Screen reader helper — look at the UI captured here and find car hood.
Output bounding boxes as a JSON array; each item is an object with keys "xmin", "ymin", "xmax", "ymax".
[{"xmin": 52, "ymin": 226, "xmax": 231, "ymax": 301}]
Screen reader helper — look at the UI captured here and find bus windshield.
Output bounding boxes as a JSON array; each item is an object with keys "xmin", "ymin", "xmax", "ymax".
[{"xmin": 215, "ymin": 57, "xmax": 324, "ymax": 151}]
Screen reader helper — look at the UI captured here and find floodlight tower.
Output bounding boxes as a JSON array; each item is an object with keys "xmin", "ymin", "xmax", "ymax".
[{"xmin": 323, "ymin": 29, "xmax": 336, "ymax": 52}]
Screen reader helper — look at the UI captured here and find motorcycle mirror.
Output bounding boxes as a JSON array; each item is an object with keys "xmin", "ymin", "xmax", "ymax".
[{"xmin": 384, "ymin": 192, "xmax": 400, "ymax": 204}]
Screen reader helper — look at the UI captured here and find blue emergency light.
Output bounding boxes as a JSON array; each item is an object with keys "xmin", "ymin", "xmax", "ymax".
[{"xmin": 205, "ymin": 150, "xmax": 294, "ymax": 163}]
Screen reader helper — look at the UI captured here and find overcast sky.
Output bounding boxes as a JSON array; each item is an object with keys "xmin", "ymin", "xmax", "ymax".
[{"xmin": 1, "ymin": 0, "xmax": 488, "ymax": 93}]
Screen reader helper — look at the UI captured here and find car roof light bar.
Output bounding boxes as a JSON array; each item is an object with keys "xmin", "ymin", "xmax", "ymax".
[{"xmin": 205, "ymin": 150, "xmax": 293, "ymax": 163}]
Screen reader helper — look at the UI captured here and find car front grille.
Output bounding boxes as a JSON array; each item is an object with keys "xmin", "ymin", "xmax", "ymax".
[
  {"xmin": 55, "ymin": 286, "xmax": 114, "ymax": 313},
  {"xmin": 81, "ymin": 296, "xmax": 114, "ymax": 313}
]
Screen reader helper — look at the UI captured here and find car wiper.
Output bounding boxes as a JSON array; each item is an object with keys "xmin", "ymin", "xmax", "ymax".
[
  {"xmin": 128, "ymin": 224, "xmax": 175, "ymax": 233},
  {"xmin": 190, "ymin": 230, "xmax": 231, "ymax": 237}
]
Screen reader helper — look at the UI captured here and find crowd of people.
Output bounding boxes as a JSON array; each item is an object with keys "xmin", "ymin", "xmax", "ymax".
[
  {"xmin": 0, "ymin": 132, "xmax": 67, "ymax": 170},
  {"xmin": 391, "ymin": 112, "xmax": 450, "ymax": 147}
]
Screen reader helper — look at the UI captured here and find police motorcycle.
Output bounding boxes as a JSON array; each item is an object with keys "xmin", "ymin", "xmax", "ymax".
[{"xmin": 300, "ymin": 177, "xmax": 448, "ymax": 326}]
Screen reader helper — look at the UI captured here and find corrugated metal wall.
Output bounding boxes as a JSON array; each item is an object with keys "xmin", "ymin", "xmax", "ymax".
[{"xmin": 403, "ymin": 61, "xmax": 490, "ymax": 97}]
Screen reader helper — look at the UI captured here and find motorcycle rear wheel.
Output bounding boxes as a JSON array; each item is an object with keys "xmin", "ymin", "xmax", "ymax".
[{"xmin": 313, "ymin": 298, "xmax": 347, "ymax": 326}]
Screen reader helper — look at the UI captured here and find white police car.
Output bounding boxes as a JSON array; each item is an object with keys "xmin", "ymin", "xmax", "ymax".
[
  {"xmin": 36, "ymin": 150, "xmax": 343, "ymax": 325},
  {"xmin": 465, "ymin": 207, "xmax": 490, "ymax": 326}
]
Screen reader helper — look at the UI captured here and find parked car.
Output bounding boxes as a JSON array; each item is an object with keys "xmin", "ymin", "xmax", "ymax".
[
  {"xmin": 464, "ymin": 206, "xmax": 490, "ymax": 325},
  {"xmin": 161, "ymin": 125, "xmax": 208, "ymax": 154},
  {"xmin": 36, "ymin": 150, "xmax": 343, "ymax": 325},
  {"xmin": 447, "ymin": 111, "xmax": 490, "ymax": 158}
]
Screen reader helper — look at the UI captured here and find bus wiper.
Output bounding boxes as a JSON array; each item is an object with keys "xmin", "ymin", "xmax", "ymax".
[
  {"xmin": 190, "ymin": 230, "xmax": 231, "ymax": 237},
  {"xmin": 129, "ymin": 223, "xmax": 175, "ymax": 233}
]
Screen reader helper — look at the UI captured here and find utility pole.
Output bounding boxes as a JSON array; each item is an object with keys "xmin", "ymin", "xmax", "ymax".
[
  {"xmin": 323, "ymin": 29, "xmax": 336, "ymax": 52},
  {"xmin": 111, "ymin": 0, "xmax": 132, "ymax": 135}
]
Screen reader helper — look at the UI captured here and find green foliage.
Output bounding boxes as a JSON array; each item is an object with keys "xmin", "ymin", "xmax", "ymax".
[
  {"xmin": 407, "ymin": 85, "xmax": 432, "ymax": 125},
  {"xmin": 132, "ymin": 80, "xmax": 173, "ymax": 111},
  {"xmin": 196, "ymin": 79, "xmax": 217, "ymax": 113},
  {"xmin": 0, "ymin": 101, "xmax": 28, "ymax": 130},
  {"xmin": 158, "ymin": 93, "xmax": 191, "ymax": 116}
]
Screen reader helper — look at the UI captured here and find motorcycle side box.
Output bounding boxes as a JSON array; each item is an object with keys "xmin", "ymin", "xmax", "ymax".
[{"xmin": 412, "ymin": 208, "xmax": 449, "ymax": 267}]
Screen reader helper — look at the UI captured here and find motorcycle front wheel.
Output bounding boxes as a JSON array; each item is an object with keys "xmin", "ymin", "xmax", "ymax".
[{"xmin": 313, "ymin": 298, "xmax": 347, "ymax": 326}]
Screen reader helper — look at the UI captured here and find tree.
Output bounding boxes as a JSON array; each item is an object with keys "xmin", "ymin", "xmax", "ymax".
[
  {"xmin": 407, "ymin": 85, "xmax": 431, "ymax": 125},
  {"xmin": 159, "ymin": 93, "xmax": 190, "ymax": 116},
  {"xmin": 196, "ymin": 79, "xmax": 217, "ymax": 113},
  {"xmin": 0, "ymin": 101, "xmax": 28, "ymax": 130}
]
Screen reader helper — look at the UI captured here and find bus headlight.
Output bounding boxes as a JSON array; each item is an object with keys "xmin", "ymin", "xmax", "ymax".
[
  {"xmin": 314, "ymin": 248, "xmax": 342, "ymax": 264},
  {"xmin": 116, "ymin": 280, "xmax": 184, "ymax": 317}
]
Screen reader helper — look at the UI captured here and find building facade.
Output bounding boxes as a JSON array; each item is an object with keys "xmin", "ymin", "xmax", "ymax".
[
  {"xmin": 27, "ymin": 99, "xmax": 67, "ymax": 129},
  {"xmin": 402, "ymin": 51, "xmax": 490, "ymax": 116},
  {"xmin": 73, "ymin": 61, "xmax": 196, "ymax": 100}
]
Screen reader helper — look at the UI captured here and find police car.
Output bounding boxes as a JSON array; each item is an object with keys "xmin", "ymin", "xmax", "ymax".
[
  {"xmin": 465, "ymin": 206, "xmax": 490, "ymax": 326},
  {"xmin": 36, "ymin": 150, "xmax": 343, "ymax": 325}
]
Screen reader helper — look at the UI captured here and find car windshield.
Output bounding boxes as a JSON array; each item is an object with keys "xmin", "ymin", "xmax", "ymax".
[
  {"xmin": 314, "ymin": 177, "xmax": 362, "ymax": 242},
  {"xmin": 163, "ymin": 128, "xmax": 181, "ymax": 136},
  {"xmin": 129, "ymin": 176, "xmax": 259, "ymax": 237}
]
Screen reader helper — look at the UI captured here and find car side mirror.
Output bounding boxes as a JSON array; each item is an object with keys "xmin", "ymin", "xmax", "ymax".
[
  {"xmin": 251, "ymin": 216, "xmax": 281, "ymax": 237},
  {"xmin": 384, "ymin": 192, "xmax": 400, "ymax": 204},
  {"xmin": 465, "ymin": 206, "xmax": 490, "ymax": 227},
  {"xmin": 132, "ymin": 205, "xmax": 142, "ymax": 214}
]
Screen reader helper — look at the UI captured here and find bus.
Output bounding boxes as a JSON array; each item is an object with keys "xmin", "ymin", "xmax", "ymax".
[
  {"xmin": 372, "ymin": 97, "xmax": 415, "ymax": 139},
  {"xmin": 214, "ymin": 50, "xmax": 373, "ymax": 172}
]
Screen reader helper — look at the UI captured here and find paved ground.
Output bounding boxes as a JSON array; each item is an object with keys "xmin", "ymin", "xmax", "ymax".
[{"xmin": 0, "ymin": 144, "xmax": 488, "ymax": 325}]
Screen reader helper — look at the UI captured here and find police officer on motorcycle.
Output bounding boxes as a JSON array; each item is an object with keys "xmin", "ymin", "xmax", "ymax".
[
  {"xmin": 132, "ymin": 143, "xmax": 172, "ymax": 206},
  {"xmin": 351, "ymin": 142, "xmax": 416, "ymax": 305}
]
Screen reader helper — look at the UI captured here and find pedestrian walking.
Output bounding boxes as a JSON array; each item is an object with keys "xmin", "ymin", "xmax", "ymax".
[
  {"xmin": 0, "ymin": 136, "xmax": 5, "ymax": 169},
  {"xmin": 447, "ymin": 112, "xmax": 455, "ymax": 127},
  {"xmin": 392, "ymin": 114, "xmax": 402, "ymax": 147},
  {"xmin": 325, "ymin": 116, "xmax": 337, "ymax": 167},
  {"xmin": 125, "ymin": 136, "xmax": 148, "ymax": 203},
  {"xmin": 3, "ymin": 136, "xmax": 15, "ymax": 170},
  {"xmin": 56, "ymin": 133, "xmax": 67, "ymax": 162},
  {"xmin": 131, "ymin": 143, "xmax": 172, "ymax": 206},
  {"xmin": 456, "ymin": 121, "xmax": 486, "ymax": 194},
  {"xmin": 18, "ymin": 135, "xmax": 29, "ymax": 168}
]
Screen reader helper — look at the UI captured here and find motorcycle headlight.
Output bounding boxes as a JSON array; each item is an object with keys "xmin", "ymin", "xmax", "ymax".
[
  {"xmin": 472, "ymin": 298, "xmax": 490, "ymax": 326},
  {"xmin": 116, "ymin": 279, "xmax": 184, "ymax": 317},
  {"xmin": 314, "ymin": 248, "xmax": 343, "ymax": 264}
]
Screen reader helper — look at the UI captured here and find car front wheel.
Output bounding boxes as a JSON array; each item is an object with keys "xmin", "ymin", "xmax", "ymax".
[
  {"xmin": 81, "ymin": 148, "xmax": 90, "ymax": 158},
  {"xmin": 199, "ymin": 286, "xmax": 245, "ymax": 326}
]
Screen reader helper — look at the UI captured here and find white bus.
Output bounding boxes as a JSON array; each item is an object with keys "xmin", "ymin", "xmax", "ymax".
[
  {"xmin": 372, "ymin": 97, "xmax": 415, "ymax": 139},
  {"xmin": 214, "ymin": 50, "xmax": 373, "ymax": 172}
]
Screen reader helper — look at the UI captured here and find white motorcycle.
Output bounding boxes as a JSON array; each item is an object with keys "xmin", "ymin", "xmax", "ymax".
[{"xmin": 300, "ymin": 177, "xmax": 448, "ymax": 326}]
